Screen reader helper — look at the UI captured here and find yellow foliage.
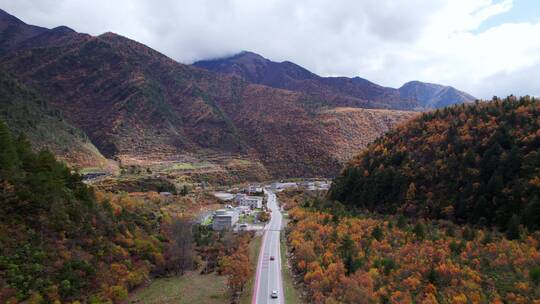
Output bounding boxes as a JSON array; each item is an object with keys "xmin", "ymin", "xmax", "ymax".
[{"xmin": 451, "ymin": 293, "xmax": 467, "ymax": 304}]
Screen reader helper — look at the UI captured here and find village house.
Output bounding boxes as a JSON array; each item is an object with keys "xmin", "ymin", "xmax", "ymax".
[
  {"xmin": 235, "ymin": 193, "xmax": 263, "ymax": 209},
  {"xmin": 235, "ymin": 205, "xmax": 251, "ymax": 215},
  {"xmin": 212, "ymin": 209, "xmax": 239, "ymax": 231},
  {"xmin": 245, "ymin": 184, "xmax": 263, "ymax": 194},
  {"xmin": 271, "ymin": 182, "xmax": 298, "ymax": 191}
]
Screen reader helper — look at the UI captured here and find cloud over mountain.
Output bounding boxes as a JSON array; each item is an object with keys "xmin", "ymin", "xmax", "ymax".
[{"xmin": 1, "ymin": 0, "xmax": 539, "ymax": 98}]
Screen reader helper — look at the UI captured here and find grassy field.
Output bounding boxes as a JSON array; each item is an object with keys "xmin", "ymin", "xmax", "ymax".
[
  {"xmin": 129, "ymin": 271, "xmax": 229, "ymax": 304},
  {"xmin": 239, "ymin": 235, "xmax": 262, "ymax": 304},
  {"xmin": 163, "ymin": 162, "xmax": 213, "ymax": 171},
  {"xmin": 239, "ymin": 214, "xmax": 256, "ymax": 224}
]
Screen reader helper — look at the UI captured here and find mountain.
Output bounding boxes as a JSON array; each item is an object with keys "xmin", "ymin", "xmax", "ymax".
[
  {"xmin": 0, "ymin": 8, "xmax": 45, "ymax": 53},
  {"xmin": 194, "ymin": 51, "xmax": 476, "ymax": 110},
  {"xmin": 194, "ymin": 51, "xmax": 413, "ymax": 110},
  {"xmin": 0, "ymin": 69, "xmax": 110, "ymax": 170},
  {"xmin": 329, "ymin": 96, "xmax": 540, "ymax": 233},
  {"xmin": 399, "ymin": 80, "xmax": 476, "ymax": 109},
  {"xmin": 0, "ymin": 9, "xmax": 415, "ymax": 178}
]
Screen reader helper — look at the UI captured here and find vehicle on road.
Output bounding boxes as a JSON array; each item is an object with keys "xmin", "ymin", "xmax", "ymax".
[
  {"xmin": 271, "ymin": 290, "xmax": 278, "ymax": 299},
  {"xmin": 270, "ymin": 256, "xmax": 275, "ymax": 261}
]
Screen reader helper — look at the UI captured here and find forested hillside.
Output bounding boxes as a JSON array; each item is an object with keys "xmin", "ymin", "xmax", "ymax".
[
  {"xmin": 0, "ymin": 119, "xmax": 258, "ymax": 303},
  {"xmin": 330, "ymin": 96, "xmax": 540, "ymax": 234},
  {"xmin": 0, "ymin": 69, "xmax": 109, "ymax": 170},
  {"xmin": 286, "ymin": 207, "xmax": 540, "ymax": 303},
  {"xmin": 0, "ymin": 120, "xmax": 176, "ymax": 302}
]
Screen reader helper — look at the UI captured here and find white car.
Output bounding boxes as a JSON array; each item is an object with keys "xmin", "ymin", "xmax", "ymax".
[{"xmin": 271, "ymin": 290, "xmax": 278, "ymax": 299}]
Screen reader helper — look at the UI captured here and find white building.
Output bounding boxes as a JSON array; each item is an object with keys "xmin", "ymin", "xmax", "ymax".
[
  {"xmin": 317, "ymin": 182, "xmax": 331, "ymax": 190},
  {"xmin": 212, "ymin": 192, "xmax": 235, "ymax": 201},
  {"xmin": 235, "ymin": 205, "xmax": 251, "ymax": 215},
  {"xmin": 212, "ymin": 209, "xmax": 239, "ymax": 231},
  {"xmin": 235, "ymin": 193, "xmax": 263, "ymax": 209},
  {"xmin": 271, "ymin": 182, "xmax": 298, "ymax": 190},
  {"xmin": 245, "ymin": 184, "xmax": 263, "ymax": 194}
]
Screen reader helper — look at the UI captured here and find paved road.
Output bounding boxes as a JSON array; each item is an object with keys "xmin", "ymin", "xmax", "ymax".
[{"xmin": 252, "ymin": 189, "xmax": 284, "ymax": 304}]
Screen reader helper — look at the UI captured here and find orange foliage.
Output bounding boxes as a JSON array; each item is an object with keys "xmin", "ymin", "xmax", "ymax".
[{"xmin": 287, "ymin": 208, "xmax": 540, "ymax": 303}]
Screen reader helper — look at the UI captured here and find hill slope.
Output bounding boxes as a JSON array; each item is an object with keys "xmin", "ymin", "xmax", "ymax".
[
  {"xmin": 194, "ymin": 51, "xmax": 476, "ymax": 110},
  {"xmin": 330, "ymin": 96, "xmax": 540, "ymax": 232},
  {"xmin": 0, "ymin": 69, "xmax": 109, "ymax": 170},
  {"xmin": 0, "ymin": 120, "xmax": 166, "ymax": 302},
  {"xmin": 0, "ymin": 9, "xmax": 414, "ymax": 178},
  {"xmin": 317, "ymin": 107, "xmax": 417, "ymax": 163}
]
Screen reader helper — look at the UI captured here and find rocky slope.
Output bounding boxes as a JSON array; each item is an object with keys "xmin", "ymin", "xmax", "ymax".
[{"xmin": 194, "ymin": 51, "xmax": 476, "ymax": 110}]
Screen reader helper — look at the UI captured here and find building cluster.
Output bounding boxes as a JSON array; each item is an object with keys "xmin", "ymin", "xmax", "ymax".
[
  {"xmin": 208, "ymin": 180, "xmax": 330, "ymax": 231},
  {"xmin": 210, "ymin": 184, "xmax": 264, "ymax": 231}
]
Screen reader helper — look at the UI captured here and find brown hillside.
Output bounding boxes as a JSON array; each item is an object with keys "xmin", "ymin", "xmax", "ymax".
[
  {"xmin": 319, "ymin": 107, "xmax": 418, "ymax": 163},
  {"xmin": 0, "ymin": 10, "xmax": 414, "ymax": 178}
]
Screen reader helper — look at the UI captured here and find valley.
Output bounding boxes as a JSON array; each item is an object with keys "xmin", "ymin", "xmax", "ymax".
[{"xmin": 1, "ymin": 5, "xmax": 540, "ymax": 304}]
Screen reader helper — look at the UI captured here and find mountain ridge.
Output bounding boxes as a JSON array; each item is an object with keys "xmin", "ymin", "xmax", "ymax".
[{"xmin": 194, "ymin": 51, "xmax": 476, "ymax": 111}]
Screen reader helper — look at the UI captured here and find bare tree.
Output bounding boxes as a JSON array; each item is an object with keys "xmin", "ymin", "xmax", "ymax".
[{"xmin": 164, "ymin": 217, "xmax": 194, "ymax": 275}]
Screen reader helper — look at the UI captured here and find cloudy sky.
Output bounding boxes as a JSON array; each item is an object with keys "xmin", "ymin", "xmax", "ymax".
[{"xmin": 1, "ymin": 0, "xmax": 539, "ymax": 98}]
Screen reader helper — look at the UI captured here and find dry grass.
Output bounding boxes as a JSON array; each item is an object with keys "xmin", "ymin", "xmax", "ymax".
[{"xmin": 129, "ymin": 271, "xmax": 228, "ymax": 304}]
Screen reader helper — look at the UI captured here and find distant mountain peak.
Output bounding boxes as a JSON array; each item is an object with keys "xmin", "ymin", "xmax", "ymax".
[
  {"xmin": 0, "ymin": 8, "xmax": 23, "ymax": 23},
  {"xmin": 195, "ymin": 52, "xmax": 472, "ymax": 110},
  {"xmin": 236, "ymin": 50, "xmax": 266, "ymax": 59},
  {"xmin": 51, "ymin": 25, "xmax": 76, "ymax": 34},
  {"xmin": 399, "ymin": 80, "xmax": 475, "ymax": 109}
]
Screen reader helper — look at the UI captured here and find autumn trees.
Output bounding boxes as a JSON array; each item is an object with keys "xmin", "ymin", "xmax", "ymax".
[
  {"xmin": 330, "ymin": 96, "xmax": 540, "ymax": 234},
  {"xmin": 287, "ymin": 207, "xmax": 540, "ymax": 303},
  {"xmin": 0, "ymin": 120, "xmax": 198, "ymax": 303},
  {"xmin": 219, "ymin": 233, "xmax": 252, "ymax": 303},
  {"xmin": 257, "ymin": 210, "xmax": 271, "ymax": 222},
  {"xmin": 162, "ymin": 217, "xmax": 195, "ymax": 275},
  {"xmin": 286, "ymin": 96, "xmax": 540, "ymax": 302}
]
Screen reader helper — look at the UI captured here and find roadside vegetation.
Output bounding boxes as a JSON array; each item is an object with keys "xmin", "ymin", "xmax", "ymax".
[
  {"xmin": 281, "ymin": 216, "xmax": 302, "ymax": 304},
  {"xmin": 238, "ymin": 235, "xmax": 262, "ymax": 304}
]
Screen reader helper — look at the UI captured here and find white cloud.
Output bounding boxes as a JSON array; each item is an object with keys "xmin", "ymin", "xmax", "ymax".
[{"xmin": 1, "ymin": 0, "xmax": 539, "ymax": 98}]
